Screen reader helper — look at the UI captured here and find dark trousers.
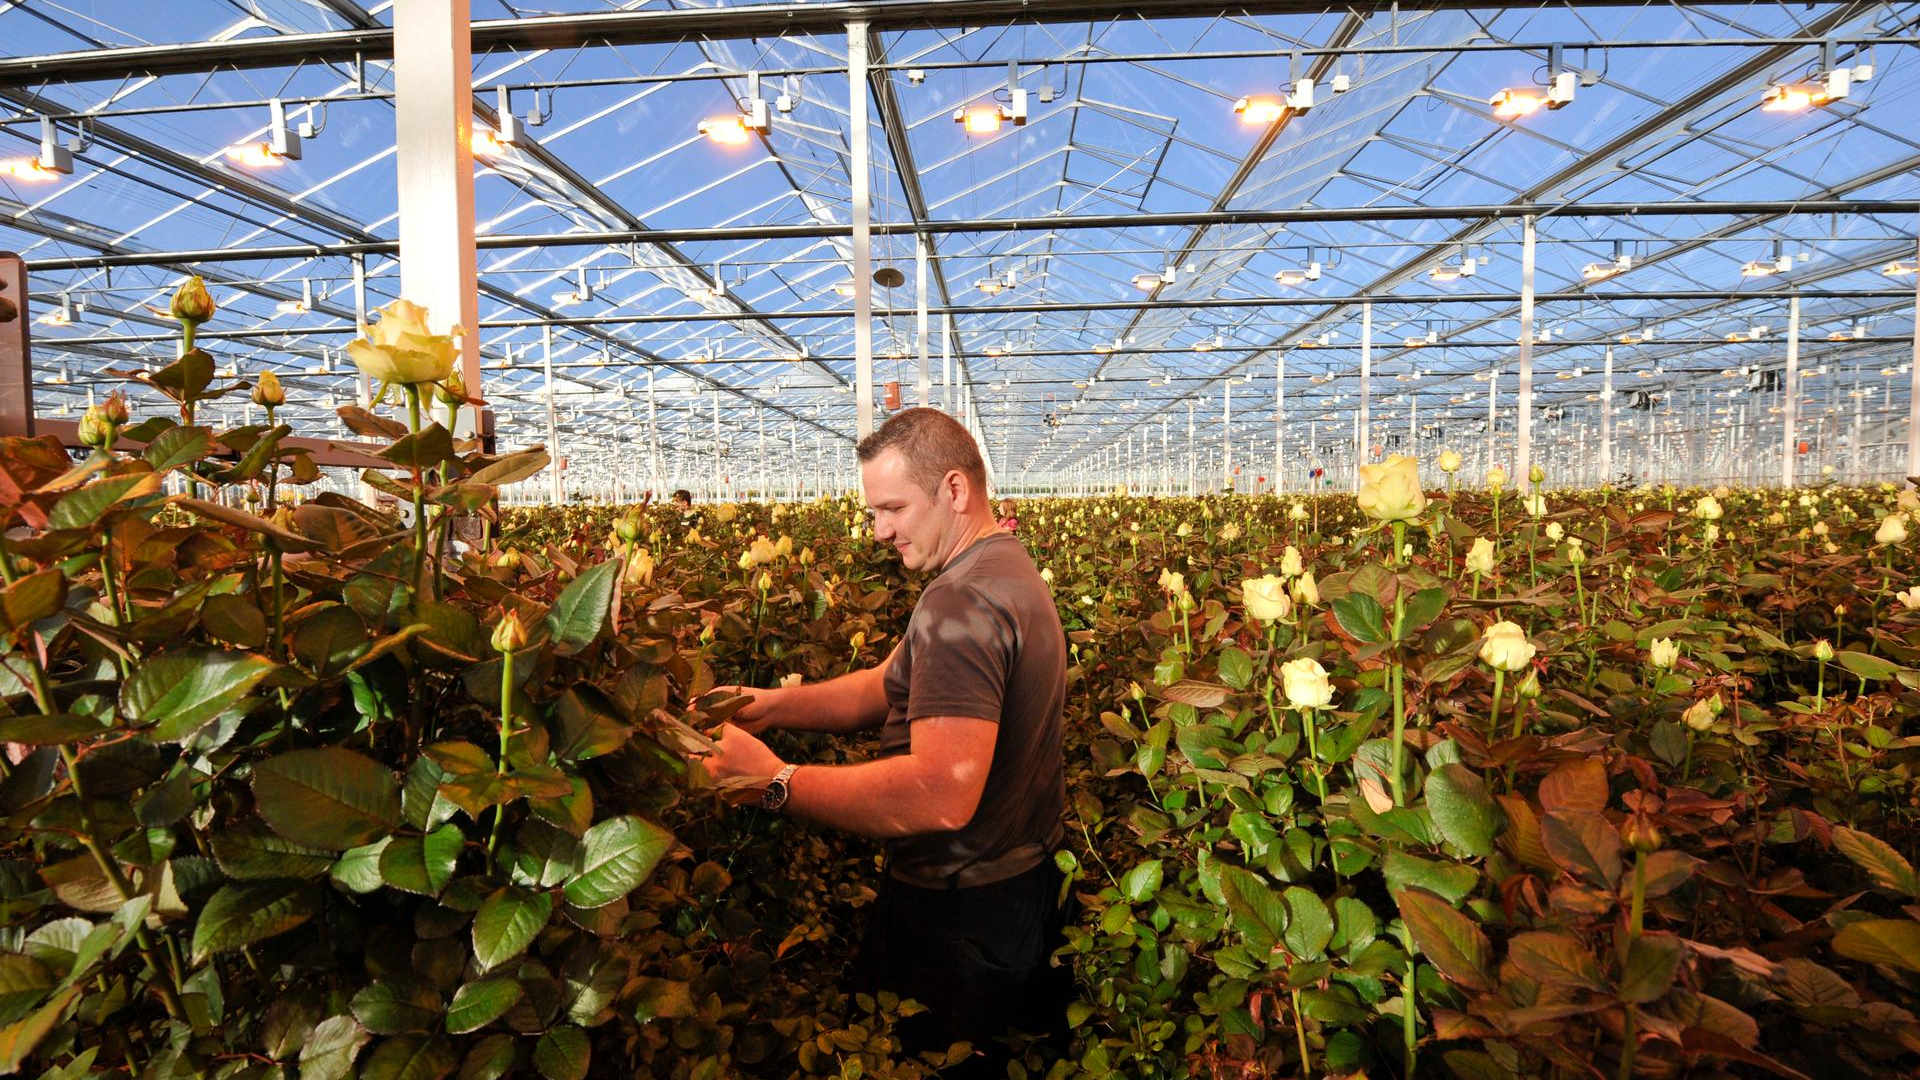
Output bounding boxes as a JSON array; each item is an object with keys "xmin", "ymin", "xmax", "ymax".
[{"xmin": 850, "ymin": 857, "xmax": 1074, "ymax": 1078}]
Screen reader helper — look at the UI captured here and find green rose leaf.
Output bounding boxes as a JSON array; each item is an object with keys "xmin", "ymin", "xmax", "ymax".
[
  {"xmin": 1217, "ymin": 863, "xmax": 1287, "ymax": 959},
  {"xmin": 379, "ymin": 825, "xmax": 464, "ymax": 897},
  {"xmin": 1618, "ymin": 932, "xmax": 1686, "ymax": 1003},
  {"xmin": 1395, "ymin": 887, "xmax": 1493, "ymax": 992},
  {"xmin": 1507, "ymin": 931, "xmax": 1609, "ymax": 992},
  {"xmin": 546, "ymin": 560, "xmax": 620, "ymax": 653},
  {"xmin": 253, "ymin": 748, "xmax": 401, "ymax": 850},
  {"xmin": 444, "ymin": 979, "xmax": 523, "ymax": 1035},
  {"xmin": 1831, "ymin": 826, "xmax": 1920, "ymax": 897},
  {"xmin": 472, "ymin": 886, "xmax": 552, "ymax": 971},
  {"xmin": 360, "ymin": 1033, "xmax": 457, "ymax": 1080},
  {"xmin": 1331, "ymin": 593, "xmax": 1388, "ymax": 643},
  {"xmin": 298, "ymin": 1015, "xmax": 369, "ymax": 1080},
  {"xmin": 532, "ymin": 1024, "xmax": 590, "ymax": 1080},
  {"xmin": 1120, "ymin": 859, "xmax": 1163, "ymax": 904},
  {"xmin": 1424, "ymin": 763, "xmax": 1502, "ymax": 857},
  {"xmin": 123, "ymin": 650, "xmax": 277, "ymax": 743},
  {"xmin": 562, "ymin": 814, "xmax": 672, "ymax": 909},
  {"xmin": 190, "ymin": 880, "xmax": 319, "ymax": 963},
  {"xmin": 1831, "ymin": 918, "xmax": 1920, "ymax": 974},
  {"xmin": 1282, "ymin": 886, "xmax": 1333, "ymax": 961},
  {"xmin": 458, "ymin": 1034, "xmax": 517, "ymax": 1080},
  {"xmin": 211, "ymin": 819, "xmax": 335, "ymax": 880},
  {"xmin": 1215, "ymin": 647, "xmax": 1254, "ymax": 691},
  {"xmin": 350, "ymin": 977, "xmax": 443, "ymax": 1035}
]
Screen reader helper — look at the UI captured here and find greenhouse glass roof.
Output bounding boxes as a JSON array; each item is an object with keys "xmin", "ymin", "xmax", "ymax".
[{"xmin": 3, "ymin": 0, "xmax": 1917, "ymax": 493}]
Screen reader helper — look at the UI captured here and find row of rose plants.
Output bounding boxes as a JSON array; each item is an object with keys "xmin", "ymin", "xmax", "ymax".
[{"xmin": 3, "ymin": 278, "xmax": 1920, "ymax": 1079}]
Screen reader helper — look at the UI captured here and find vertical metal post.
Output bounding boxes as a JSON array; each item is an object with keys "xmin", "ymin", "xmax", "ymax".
[
  {"xmin": 1487, "ymin": 368, "xmax": 1498, "ymax": 475},
  {"xmin": 1274, "ymin": 351, "xmax": 1285, "ymax": 492},
  {"xmin": 1223, "ymin": 378, "xmax": 1233, "ymax": 489},
  {"xmin": 1186, "ymin": 399, "xmax": 1195, "ymax": 495},
  {"xmin": 1601, "ymin": 345, "xmax": 1614, "ymax": 483},
  {"xmin": 1358, "ymin": 300, "xmax": 1372, "ymax": 489},
  {"xmin": 848, "ymin": 20, "xmax": 876, "ymax": 439},
  {"xmin": 1162, "ymin": 414, "xmax": 1170, "ymax": 494},
  {"xmin": 394, "ymin": 0, "xmax": 480, "ymax": 435},
  {"xmin": 0, "ymin": 253, "xmax": 33, "ymax": 438},
  {"xmin": 542, "ymin": 326, "xmax": 561, "ymax": 504},
  {"xmin": 711, "ymin": 390, "xmax": 723, "ymax": 501},
  {"xmin": 757, "ymin": 407, "xmax": 767, "ymax": 499},
  {"xmin": 939, "ymin": 313, "xmax": 953, "ymax": 413},
  {"xmin": 915, "ymin": 234, "xmax": 931, "ymax": 408},
  {"xmin": 646, "ymin": 367, "xmax": 662, "ymax": 494},
  {"xmin": 1784, "ymin": 295, "xmax": 1801, "ymax": 487},
  {"xmin": 1516, "ymin": 214, "xmax": 1536, "ymax": 485},
  {"xmin": 1909, "ymin": 222, "xmax": 1920, "ymax": 477}
]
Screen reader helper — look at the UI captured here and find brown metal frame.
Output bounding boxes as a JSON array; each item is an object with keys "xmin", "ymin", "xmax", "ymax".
[{"xmin": 0, "ymin": 252, "xmax": 31, "ymax": 439}]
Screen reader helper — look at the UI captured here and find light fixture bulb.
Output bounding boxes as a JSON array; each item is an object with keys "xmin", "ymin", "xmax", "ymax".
[
  {"xmin": 0, "ymin": 158, "xmax": 62, "ymax": 182},
  {"xmin": 1130, "ymin": 272, "xmax": 1162, "ymax": 291},
  {"xmin": 1490, "ymin": 88, "xmax": 1545, "ymax": 119},
  {"xmin": 699, "ymin": 116, "xmax": 752, "ymax": 145},
  {"xmin": 956, "ymin": 105, "xmax": 1006, "ymax": 134},
  {"xmin": 225, "ymin": 141, "xmax": 286, "ymax": 168},
  {"xmin": 471, "ymin": 129, "xmax": 509, "ymax": 156},
  {"xmin": 1881, "ymin": 260, "xmax": 1917, "ymax": 276},
  {"xmin": 1234, "ymin": 96, "xmax": 1286, "ymax": 125},
  {"xmin": 1760, "ymin": 84, "xmax": 1819, "ymax": 112}
]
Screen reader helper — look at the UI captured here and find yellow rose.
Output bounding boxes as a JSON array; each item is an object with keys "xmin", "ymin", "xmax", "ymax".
[
  {"xmin": 773, "ymin": 535, "xmax": 793, "ymax": 558},
  {"xmin": 251, "ymin": 369, "xmax": 285, "ymax": 409},
  {"xmin": 1648, "ymin": 637, "xmax": 1679, "ymax": 669},
  {"xmin": 1279, "ymin": 546, "xmax": 1304, "ymax": 578},
  {"xmin": 1040, "ymin": 567, "xmax": 1054, "ymax": 585},
  {"xmin": 1280, "ymin": 657, "xmax": 1334, "ymax": 710},
  {"xmin": 1485, "ymin": 466, "xmax": 1509, "ymax": 490},
  {"xmin": 1465, "ymin": 537, "xmax": 1496, "ymax": 577},
  {"xmin": 491, "ymin": 610, "xmax": 528, "ymax": 653},
  {"xmin": 1544, "ymin": 522, "xmax": 1564, "ymax": 542},
  {"xmin": 1356, "ymin": 454, "xmax": 1426, "ymax": 523},
  {"xmin": 1478, "ymin": 620, "xmax": 1535, "ymax": 672},
  {"xmin": 1522, "ymin": 494, "xmax": 1547, "ymax": 517},
  {"xmin": 1290, "ymin": 570, "xmax": 1319, "ymax": 608},
  {"xmin": 1158, "ymin": 569, "xmax": 1187, "ymax": 597},
  {"xmin": 1682, "ymin": 698, "xmax": 1715, "ymax": 732},
  {"xmin": 1176, "ymin": 522, "xmax": 1192, "ymax": 537},
  {"xmin": 1875, "ymin": 513, "xmax": 1908, "ymax": 545},
  {"xmin": 1894, "ymin": 587, "xmax": 1920, "ymax": 610},
  {"xmin": 1288, "ymin": 503, "xmax": 1307, "ymax": 522},
  {"xmin": 749, "ymin": 536, "xmax": 777, "ymax": 565},
  {"xmin": 736, "ymin": 550, "xmax": 755, "ymax": 571},
  {"xmin": 1437, "ymin": 449, "xmax": 1463, "ymax": 474},
  {"xmin": 346, "ymin": 299, "xmax": 461, "ymax": 386},
  {"xmin": 1813, "ymin": 639, "xmax": 1834, "ymax": 662},
  {"xmin": 1241, "ymin": 575, "xmax": 1292, "ymax": 623},
  {"xmin": 170, "ymin": 275, "xmax": 216, "ymax": 325}
]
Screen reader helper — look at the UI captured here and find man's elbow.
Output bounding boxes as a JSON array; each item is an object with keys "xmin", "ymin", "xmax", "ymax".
[{"xmin": 926, "ymin": 800, "xmax": 980, "ymax": 833}]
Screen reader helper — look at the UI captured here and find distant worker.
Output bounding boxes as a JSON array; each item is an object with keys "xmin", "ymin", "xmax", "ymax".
[
  {"xmin": 704, "ymin": 408, "xmax": 1070, "ymax": 1076},
  {"xmin": 996, "ymin": 497, "xmax": 1019, "ymax": 532},
  {"xmin": 670, "ymin": 489, "xmax": 696, "ymax": 528}
]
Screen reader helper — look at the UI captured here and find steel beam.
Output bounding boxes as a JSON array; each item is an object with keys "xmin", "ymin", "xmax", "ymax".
[
  {"xmin": 0, "ymin": 1, "xmax": 1785, "ymax": 89},
  {"xmin": 23, "ymin": 200, "xmax": 1916, "ymax": 272}
]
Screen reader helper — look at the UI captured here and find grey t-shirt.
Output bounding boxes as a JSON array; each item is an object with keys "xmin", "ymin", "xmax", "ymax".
[{"xmin": 879, "ymin": 531, "xmax": 1067, "ymax": 888}]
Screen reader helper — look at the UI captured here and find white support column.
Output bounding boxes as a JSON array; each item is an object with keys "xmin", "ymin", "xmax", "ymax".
[
  {"xmin": 1186, "ymin": 400, "xmax": 1195, "ymax": 495},
  {"xmin": 757, "ymin": 408, "xmax": 767, "ymax": 499},
  {"xmin": 1275, "ymin": 352, "xmax": 1286, "ymax": 492},
  {"xmin": 1358, "ymin": 300, "xmax": 1372, "ymax": 489},
  {"xmin": 394, "ymin": 0, "xmax": 480, "ymax": 435},
  {"xmin": 1223, "ymin": 378, "xmax": 1233, "ymax": 489},
  {"xmin": 915, "ymin": 235, "xmax": 931, "ymax": 408},
  {"xmin": 1601, "ymin": 345, "xmax": 1614, "ymax": 483},
  {"xmin": 1161, "ymin": 414, "xmax": 1171, "ymax": 495},
  {"xmin": 940, "ymin": 314, "xmax": 952, "ymax": 412},
  {"xmin": 1516, "ymin": 214, "xmax": 1537, "ymax": 485},
  {"xmin": 848, "ymin": 19, "xmax": 876, "ymax": 438},
  {"xmin": 1487, "ymin": 368, "xmax": 1499, "ymax": 475},
  {"xmin": 1784, "ymin": 294, "xmax": 1801, "ymax": 487},
  {"xmin": 711, "ymin": 389, "xmax": 723, "ymax": 500},
  {"xmin": 646, "ymin": 367, "xmax": 661, "ymax": 495},
  {"xmin": 543, "ymin": 326, "xmax": 561, "ymax": 504},
  {"xmin": 1909, "ymin": 224, "xmax": 1920, "ymax": 477}
]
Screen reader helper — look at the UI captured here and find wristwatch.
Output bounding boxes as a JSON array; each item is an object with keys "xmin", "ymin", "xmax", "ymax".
[{"xmin": 761, "ymin": 764, "xmax": 800, "ymax": 811}]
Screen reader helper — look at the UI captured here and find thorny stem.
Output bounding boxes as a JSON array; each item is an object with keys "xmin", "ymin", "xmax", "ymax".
[
  {"xmin": 486, "ymin": 647, "xmax": 517, "ymax": 874},
  {"xmin": 1488, "ymin": 669, "xmax": 1506, "ymax": 744},
  {"xmin": 404, "ymin": 385, "xmax": 431, "ymax": 604}
]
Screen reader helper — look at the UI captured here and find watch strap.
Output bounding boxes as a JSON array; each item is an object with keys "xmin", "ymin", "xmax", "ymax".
[{"xmin": 762, "ymin": 763, "xmax": 800, "ymax": 811}]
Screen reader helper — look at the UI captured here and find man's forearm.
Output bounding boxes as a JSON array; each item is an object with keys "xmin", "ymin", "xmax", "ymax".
[
  {"xmin": 782, "ymin": 755, "xmax": 963, "ymax": 838},
  {"xmin": 761, "ymin": 667, "xmax": 886, "ymax": 734}
]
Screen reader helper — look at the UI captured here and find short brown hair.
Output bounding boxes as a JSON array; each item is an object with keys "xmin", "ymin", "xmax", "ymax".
[{"xmin": 856, "ymin": 407, "xmax": 987, "ymax": 500}]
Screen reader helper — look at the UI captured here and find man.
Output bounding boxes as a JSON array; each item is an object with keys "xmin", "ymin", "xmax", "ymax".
[{"xmin": 705, "ymin": 408, "xmax": 1069, "ymax": 1072}]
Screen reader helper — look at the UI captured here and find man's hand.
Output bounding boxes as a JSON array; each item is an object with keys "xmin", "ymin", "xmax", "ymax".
[
  {"xmin": 704, "ymin": 723, "xmax": 786, "ymax": 795},
  {"xmin": 711, "ymin": 684, "xmax": 782, "ymax": 735}
]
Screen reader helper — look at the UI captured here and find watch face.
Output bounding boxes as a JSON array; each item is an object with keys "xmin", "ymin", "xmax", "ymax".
[{"xmin": 761, "ymin": 781, "xmax": 786, "ymax": 810}]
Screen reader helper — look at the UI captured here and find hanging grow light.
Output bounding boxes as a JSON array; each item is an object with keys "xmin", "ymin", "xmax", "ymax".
[{"xmin": 226, "ymin": 99, "xmax": 306, "ymax": 167}]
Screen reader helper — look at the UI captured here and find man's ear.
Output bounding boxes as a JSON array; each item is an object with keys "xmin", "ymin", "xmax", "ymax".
[{"xmin": 943, "ymin": 469, "xmax": 969, "ymax": 511}]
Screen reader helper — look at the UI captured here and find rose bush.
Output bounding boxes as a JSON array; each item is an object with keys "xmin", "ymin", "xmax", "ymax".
[{"xmin": 2, "ymin": 290, "xmax": 1918, "ymax": 1080}]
